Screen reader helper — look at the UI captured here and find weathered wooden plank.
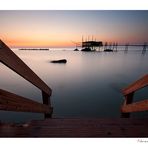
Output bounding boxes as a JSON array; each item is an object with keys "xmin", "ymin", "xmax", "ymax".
[
  {"xmin": 0, "ymin": 89, "xmax": 44, "ymax": 106},
  {"xmin": 0, "ymin": 89, "xmax": 52, "ymax": 114},
  {"xmin": 1, "ymin": 118, "xmax": 148, "ymax": 137},
  {"xmin": 0, "ymin": 95, "xmax": 51, "ymax": 113},
  {"xmin": 121, "ymin": 99, "xmax": 148, "ymax": 113},
  {"xmin": 0, "ymin": 40, "xmax": 52, "ymax": 96},
  {"xmin": 122, "ymin": 74, "xmax": 148, "ymax": 95},
  {"xmin": 0, "ymin": 104, "xmax": 51, "ymax": 113}
]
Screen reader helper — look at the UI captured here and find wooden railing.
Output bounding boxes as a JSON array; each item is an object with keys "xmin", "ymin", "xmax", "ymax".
[
  {"xmin": 0, "ymin": 40, "xmax": 52, "ymax": 118},
  {"xmin": 121, "ymin": 74, "xmax": 148, "ymax": 118}
]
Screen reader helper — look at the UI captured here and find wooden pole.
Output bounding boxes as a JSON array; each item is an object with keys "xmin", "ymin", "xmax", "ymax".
[
  {"xmin": 121, "ymin": 92, "xmax": 134, "ymax": 118},
  {"xmin": 112, "ymin": 42, "xmax": 115, "ymax": 51},
  {"xmin": 42, "ymin": 91, "xmax": 53, "ymax": 118},
  {"xmin": 125, "ymin": 43, "xmax": 129, "ymax": 53},
  {"xmin": 142, "ymin": 42, "xmax": 147, "ymax": 54},
  {"xmin": 115, "ymin": 42, "xmax": 118, "ymax": 52},
  {"xmin": 104, "ymin": 42, "xmax": 108, "ymax": 50},
  {"xmin": 109, "ymin": 42, "xmax": 112, "ymax": 50}
]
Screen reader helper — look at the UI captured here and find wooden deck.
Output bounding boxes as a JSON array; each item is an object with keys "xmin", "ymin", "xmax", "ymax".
[{"xmin": 0, "ymin": 118, "xmax": 148, "ymax": 137}]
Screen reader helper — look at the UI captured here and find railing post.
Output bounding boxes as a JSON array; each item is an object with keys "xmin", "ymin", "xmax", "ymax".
[
  {"xmin": 42, "ymin": 91, "xmax": 53, "ymax": 118},
  {"xmin": 121, "ymin": 92, "xmax": 134, "ymax": 118}
]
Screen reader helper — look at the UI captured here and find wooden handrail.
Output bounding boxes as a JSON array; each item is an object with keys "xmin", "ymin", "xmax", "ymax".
[
  {"xmin": 121, "ymin": 74, "xmax": 148, "ymax": 118},
  {"xmin": 0, "ymin": 39, "xmax": 52, "ymax": 117},
  {"xmin": 122, "ymin": 74, "xmax": 148, "ymax": 96},
  {"xmin": 121, "ymin": 99, "xmax": 148, "ymax": 113},
  {"xmin": 0, "ymin": 89, "xmax": 52, "ymax": 113},
  {"xmin": 0, "ymin": 40, "xmax": 52, "ymax": 96}
]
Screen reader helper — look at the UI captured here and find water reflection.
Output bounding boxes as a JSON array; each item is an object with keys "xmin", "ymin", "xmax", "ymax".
[{"xmin": 0, "ymin": 49, "xmax": 148, "ymax": 122}]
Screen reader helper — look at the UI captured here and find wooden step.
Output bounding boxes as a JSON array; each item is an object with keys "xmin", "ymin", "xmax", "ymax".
[{"xmin": 0, "ymin": 118, "xmax": 148, "ymax": 137}]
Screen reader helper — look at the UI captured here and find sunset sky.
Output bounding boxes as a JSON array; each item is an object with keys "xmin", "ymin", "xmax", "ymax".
[{"xmin": 0, "ymin": 10, "xmax": 148, "ymax": 48}]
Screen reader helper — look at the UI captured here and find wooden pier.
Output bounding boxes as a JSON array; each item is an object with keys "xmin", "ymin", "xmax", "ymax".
[{"xmin": 103, "ymin": 42, "xmax": 147, "ymax": 52}]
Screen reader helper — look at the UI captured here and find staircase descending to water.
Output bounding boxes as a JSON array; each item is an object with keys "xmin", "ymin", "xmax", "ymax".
[{"xmin": 0, "ymin": 39, "xmax": 148, "ymax": 137}]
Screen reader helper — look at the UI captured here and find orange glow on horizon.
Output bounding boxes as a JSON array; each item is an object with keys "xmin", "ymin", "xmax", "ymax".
[
  {"xmin": 0, "ymin": 11, "xmax": 147, "ymax": 48},
  {"xmin": 3, "ymin": 38, "xmax": 74, "ymax": 48},
  {"xmin": 2, "ymin": 37, "xmax": 145, "ymax": 48}
]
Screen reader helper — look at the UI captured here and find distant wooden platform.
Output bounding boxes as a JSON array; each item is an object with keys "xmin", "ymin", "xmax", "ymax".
[{"xmin": 0, "ymin": 118, "xmax": 148, "ymax": 137}]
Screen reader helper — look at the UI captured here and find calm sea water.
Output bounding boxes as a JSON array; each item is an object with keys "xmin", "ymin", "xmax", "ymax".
[{"xmin": 0, "ymin": 47, "xmax": 148, "ymax": 123}]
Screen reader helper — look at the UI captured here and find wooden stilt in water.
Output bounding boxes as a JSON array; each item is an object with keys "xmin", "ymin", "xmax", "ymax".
[
  {"xmin": 104, "ymin": 42, "xmax": 108, "ymax": 50},
  {"xmin": 115, "ymin": 42, "xmax": 118, "ymax": 52},
  {"xmin": 113, "ymin": 42, "xmax": 118, "ymax": 52},
  {"xmin": 142, "ymin": 42, "xmax": 147, "ymax": 54},
  {"xmin": 124, "ymin": 43, "xmax": 129, "ymax": 53},
  {"xmin": 109, "ymin": 42, "xmax": 112, "ymax": 50}
]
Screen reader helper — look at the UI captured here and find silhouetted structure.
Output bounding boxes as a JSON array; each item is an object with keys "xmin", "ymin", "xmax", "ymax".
[
  {"xmin": 82, "ymin": 41, "xmax": 103, "ymax": 51},
  {"xmin": 104, "ymin": 49, "xmax": 113, "ymax": 52},
  {"xmin": 103, "ymin": 42, "xmax": 113, "ymax": 52},
  {"xmin": 71, "ymin": 40, "xmax": 81, "ymax": 51},
  {"xmin": 74, "ymin": 48, "xmax": 79, "ymax": 51}
]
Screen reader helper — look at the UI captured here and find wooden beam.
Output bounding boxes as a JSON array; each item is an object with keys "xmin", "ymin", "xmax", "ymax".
[
  {"xmin": 121, "ymin": 99, "xmax": 148, "ymax": 113},
  {"xmin": 0, "ymin": 89, "xmax": 52, "ymax": 114},
  {"xmin": 122, "ymin": 74, "xmax": 148, "ymax": 95},
  {"xmin": 0, "ymin": 40, "xmax": 52, "ymax": 96}
]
